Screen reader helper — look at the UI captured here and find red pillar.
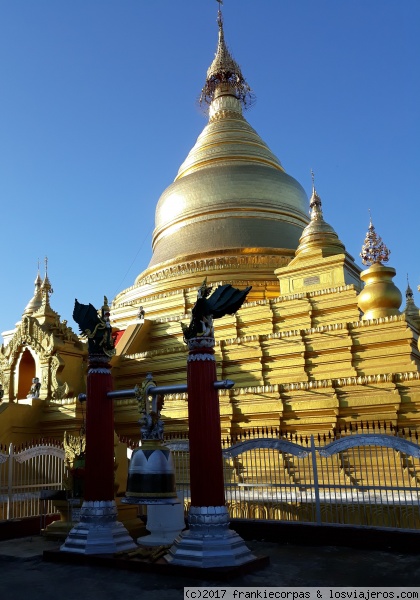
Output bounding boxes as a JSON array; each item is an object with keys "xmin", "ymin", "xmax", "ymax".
[
  {"xmin": 83, "ymin": 354, "xmax": 115, "ymax": 502},
  {"xmin": 187, "ymin": 337, "xmax": 225, "ymax": 507}
]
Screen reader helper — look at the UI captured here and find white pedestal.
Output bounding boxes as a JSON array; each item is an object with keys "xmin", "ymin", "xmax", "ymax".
[
  {"xmin": 60, "ymin": 500, "xmax": 137, "ymax": 555},
  {"xmin": 165, "ymin": 506, "xmax": 255, "ymax": 568},
  {"xmin": 138, "ymin": 497, "xmax": 185, "ymax": 547}
]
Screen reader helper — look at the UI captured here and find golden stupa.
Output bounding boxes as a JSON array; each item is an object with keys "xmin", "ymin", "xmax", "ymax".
[
  {"xmin": 1, "ymin": 7, "xmax": 420, "ymax": 445},
  {"xmin": 112, "ymin": 7, "xmax": 309, "ymax": 319}
]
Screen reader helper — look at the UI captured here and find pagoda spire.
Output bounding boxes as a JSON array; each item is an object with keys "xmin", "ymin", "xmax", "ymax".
[
  {"xmin": 22, "ymin": 260, "xmax": 43, "ymax": 316},
  {"xmin": 404, "ymin": 275, "xmax": 420, "ymax": 327},
  {"xmin": 293, "ymin": 172, "xmax": 345, "ymax": 258},
  {"xmin": 35, "ymin": 256, "xmax": 57, "ymax": 320},
  {"xmin": 41, "ymin": 257, "xmax": 53, "ymax": 301},
  {"xmin": 309, "ymin": 169, "xmax": 323, "ymax": 221},
  {"xmin": 199, "ymin": 1, "xmax": 253, "ymax": 108},
  {"xmin": 35, "ymin": 258, "xmax": 42, "ymax": 289}
]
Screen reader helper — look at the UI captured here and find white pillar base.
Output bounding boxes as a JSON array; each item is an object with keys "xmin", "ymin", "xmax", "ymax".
[
  {"xmin": 165, "ymin": 506, "xmax": 255, "ymax": 568},
  {"xmin": 60, "ymin": 500, "xmax": 137, "ymax": 555}
]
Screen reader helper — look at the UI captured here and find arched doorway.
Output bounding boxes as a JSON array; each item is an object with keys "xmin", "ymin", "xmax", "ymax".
[{"xmin": 17, "ymin": 348, "xmax": 36, "ymax": 399}]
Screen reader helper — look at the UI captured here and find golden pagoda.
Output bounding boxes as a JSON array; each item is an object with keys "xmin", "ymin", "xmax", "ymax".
[
  {"xmin": 107, "ymin": 8, "xmax": 420, "ymax": 440},
  {"xmin": 1, "ymin": 6, "xmax": 420, "ymax": 444},
  {"xmin": 0, "ymin": 262, "xmax": 86, "ymax": 443}
]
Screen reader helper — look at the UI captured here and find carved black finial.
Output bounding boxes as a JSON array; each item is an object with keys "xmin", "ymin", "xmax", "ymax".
[
  {"xmin": 181, "ymin": 282, "xmax": 251, "ymax": 341},
  {"xmin": 73, "ymin": 299, "xmax": 116, "ymax": 357}
]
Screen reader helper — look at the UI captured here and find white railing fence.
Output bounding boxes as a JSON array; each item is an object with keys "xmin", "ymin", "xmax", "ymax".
[
  {"xmin": 0, "ymin": 441, "xmax": 66, "ymax": 521},
  {"xmin": 2, "ymin": 431, "xmax": 420, "ymax": 531},
  {"xmin": 166, "ymin": 433, "xmax": 420, "ymax": 530}
]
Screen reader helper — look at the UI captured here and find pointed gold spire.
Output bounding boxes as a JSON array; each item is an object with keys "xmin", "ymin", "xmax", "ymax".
[
  {"xmin": 293, "ymin": 172, "xmax": 345, "ymax": 259},
  {"xmin": 23, "ymin": 261, "xmax": 43, "ymax": 316},
  {"xmin": 274, "ymin": 172, "xmax": 361, "ymax": 295},
  {"xmin": 34, "ymin": 256, "xmax": 56, "ymax": 319},
  {"xmin": 35, "ymin": 258, "xmax": 42, "ymax": 288},
  {"xmin": 406, "ymin": 275, "xmax": 414, "ymax": 299},
  {"xmin": 404, "ymin": 275, "xmax": 420, "ymax": 327},
  {"xmin": 199, "ymin": 2, "xmax": 253, "ymax": 108},
  {"xmin": 41, "ymin": 256, "xmax": 53, "ymax": 299},
  {"xmin": 308, "ymin": 169, "xmax": 323, "ymax": 220}
]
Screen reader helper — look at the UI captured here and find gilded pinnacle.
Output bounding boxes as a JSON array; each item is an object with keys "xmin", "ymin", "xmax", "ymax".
[
  {"xmin": 403, "ymin": 277, "xmax": 420, "ymax": 324},
  {"xmin": 293, "ymin": 180, "xmax": 345, "ymax": 259},
  {"xmin": 309, "ymin": 176, "xmax": 323, "ymax": 221},
  {"xmin": 406, "ymin": 276, "xmax": 414, "ymax": 299},
  {"xmin": 199, "ymin": 5, "xmax": 253, "ymax": 108},
  {"xmin": 23, "ymin": 264, "xmax": 43, "ymax": 316},
  {"xmin": 360, "ymin": 218, "xmax": 390, "ymax": 266}
]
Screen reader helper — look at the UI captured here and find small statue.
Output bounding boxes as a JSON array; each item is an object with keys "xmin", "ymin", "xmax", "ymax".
[
  {"xmin": 138, "ymin": 306, "xmax": 145, "ymax": 320},
  {"xmin": 27, "ymin": 377, "xmax": 41, "ymax": 398},
  {"xmin": 73, "ymin": 296, "xmax": 116, "ymax": 357},
  {"xmin": 63, "ymin": 431, "xmax": 86, "ymax": 498},
  {"xmin": 138, "ymin": 383, "xmax": 165, "ymax": 441},
  {"xmin": 139, "ymin": 411, "xmax": 164, "ymax": 441},
  {"xmin": 181, "ymin": 279, "xmax": 252, "ymax": 341}
]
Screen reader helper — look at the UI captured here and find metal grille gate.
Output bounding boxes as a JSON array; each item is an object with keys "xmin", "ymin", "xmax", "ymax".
[
  {"xmin": 0, "ymin": 442, "xmax": 66, "ymax": 521},
  {"xmin": 167, "ymin": 434, "xmax": 420, "ymax": 530}
]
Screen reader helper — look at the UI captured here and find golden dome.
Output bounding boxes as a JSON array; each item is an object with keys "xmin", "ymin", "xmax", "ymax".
[{"xmin": 146, "ymin": 9, "xmax": 308, "ymax": 271}]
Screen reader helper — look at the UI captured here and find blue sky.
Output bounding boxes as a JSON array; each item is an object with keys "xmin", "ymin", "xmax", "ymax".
[{"xmin": 0, "ymin": 1, "xmax": 419, "ymax": 335}]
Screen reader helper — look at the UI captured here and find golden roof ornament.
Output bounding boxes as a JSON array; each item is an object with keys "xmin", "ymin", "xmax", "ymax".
[
  {"xmin": 293, "ymin": 171, "xmax": 345, "ymax": 259},
  {"xmin": 309, "ymin": 170, "xmax": 323, "ymax": 220},
  {"xmin": 357, "ymin": 217, "xmax": 401, "ymax": 320},
  {"xmin": 406, "ymin": 277, "xmax": 414, "ymax": 300},
  {"xmin": 360, "ymin": 215, "xmax": 390, "ymax": 266},
  {"xmin": 404, "ymin": 275, "xmax": 420, "ymax": 326},
  {"xmin": 33, "ymin": 256, "xmax": 59, "ymax": 321},
  {"xmin": 23, "ymin": 260, "xmax": 43, "ymax": 316},
  {"xmin": 199, "ymin": 1, "xmax": 254, "ymax": 108},
  {"xmin": 40, "ymin": 256, "xmax": 53, "ymax": 304},
  {"xmin": 35, "ymin": 258, "xmax": 42, "ymax": 289}
]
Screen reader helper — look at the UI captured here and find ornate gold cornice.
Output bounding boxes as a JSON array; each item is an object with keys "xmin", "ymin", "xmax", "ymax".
[
  {"xmin": 137, "ymin": 253, "xmax": 290, "ymax": 287},
  {"xmin": 349, "ymin": 314, "xmax": 406, "ymax": 328},
  {"xmin": 232, "ymin": 384, "xmax": 280, "ymax": 396},
  {"xmin": 113, "ymin": 251, "xmax": 291, "ymax": 307},
  {"xmin": 209, "ymin": 109, "xmax": 246, "ymax": 122},
  {"xmin": 272, "ymin": 284, "xmax": 358, "ymax": 304}
]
